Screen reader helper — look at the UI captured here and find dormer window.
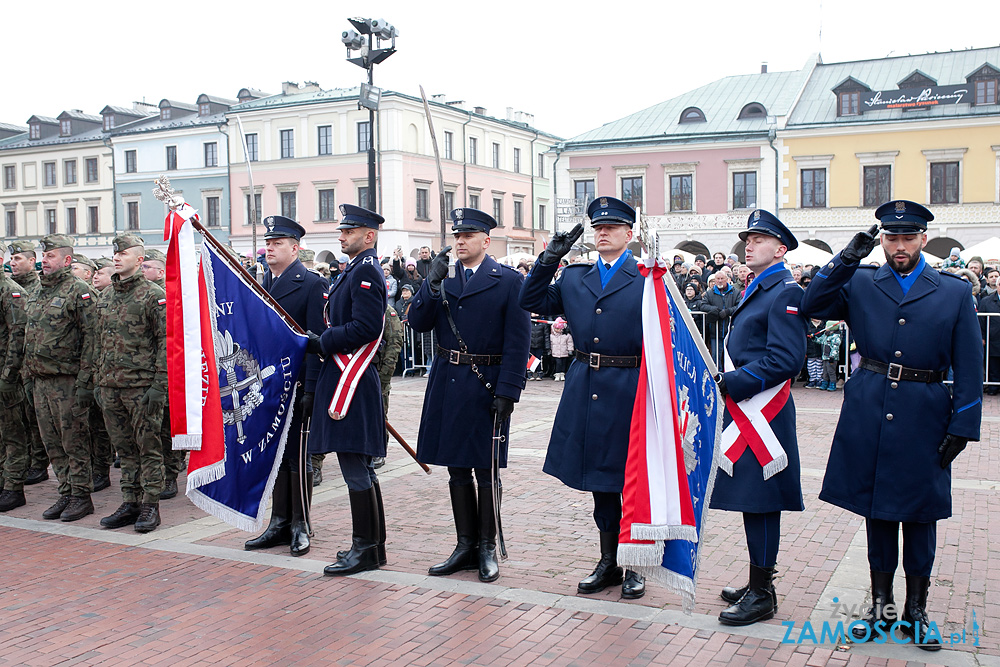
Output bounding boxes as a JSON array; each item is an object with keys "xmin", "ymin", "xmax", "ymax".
[
  {"xmin": 199, "ymin": 103, "xmax": 211, "ymax": 116},
  {"xmin": 161, "ymin": 107, "xmax": 171, "ymax": 121},
  {"xmin": 839, "ymin": 92, "xmax": 860, "ymax": 116},
  {"xmin": 679, "ymin": 107, "xmax": 706, "ymax": 123},
  {"xmin": 737, "ymin": 103, "xmax": 766, "ymax": 120},
  {"xmin": 60, "ymin": 120, "xmax": 72, "ymax": 136},
  {"xmin": 29, "ymin": 123, "xmax": 40, "ymax": 140},
  {"xmin": 103, "ymin": 114, "xmax": 114, "ymax": 131},
  {"xmin": 975, "ymin": 78, "xmax": 997, "ymax": 105}
]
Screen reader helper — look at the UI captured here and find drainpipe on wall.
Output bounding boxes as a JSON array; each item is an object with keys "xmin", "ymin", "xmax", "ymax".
[
  {"xmin": 551, "ymin": 143, "xmax": 563, "ymax": 232},
  {"xmin": 461, "ymin": 111, "xmax": 473, "ymax": 206},
  {"xmin": 768, "ymin": 128, "xmax": 779, "ymax": 213}
]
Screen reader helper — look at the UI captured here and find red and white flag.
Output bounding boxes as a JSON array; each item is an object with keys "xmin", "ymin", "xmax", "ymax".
[{"xmin": 526, "ymin": 355, "xmax": 542, "ymax": 373}]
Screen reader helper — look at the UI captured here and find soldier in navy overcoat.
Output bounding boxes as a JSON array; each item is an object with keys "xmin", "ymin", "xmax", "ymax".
[
  {"xmin": 245, "ymin": 215, "xmax": 328, "ymax": 557},
  {"xmin": 800, "ymin": 200, "xmax": 982, "ymax": 650},
  {"xmin": 306, "ymin": 204, "xmax": 388, "ymax": 576},
  {"xmin": 709, "ymin": 210, "xmax": 806, "ymax": 626},
  {"xmin": 407, "ymin": 208, "xmax": 530, "ymax": 582},
  {"xmin": 519, "ymin": 196, "xmax": 646, "ymax": 600}
]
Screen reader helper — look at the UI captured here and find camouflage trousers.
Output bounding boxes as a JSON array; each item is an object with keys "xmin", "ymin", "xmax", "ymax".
[
  {"xmin": 0, "ymin": 389, "xmax": 30, "ymax": 491},
  {"xmin": 159, "ymin": 403, "xmax": 187, "ymax": 481},
  {"xmin": 380, "ymin": 374, "xmax": 392, "ymax": 447},
  {"xmin": 22, "ymin": 380, "xmax": 49, "ymax": 471},
  {"xmin": 97, "ymin": 385, "xmax": 164, "ymax": 504},
  {"xmin": 33, "ymin": 375, "xmax": 92, "ymax": 496},
  {"xmin": 89, "ymin": 403, "xmax": 113, "ymax": 472}
]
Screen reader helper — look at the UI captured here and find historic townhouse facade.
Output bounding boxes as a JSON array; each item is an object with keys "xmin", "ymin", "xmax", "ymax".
[
  {"xmin": 0, "ymin": 110, "xmax": 129, "ymax": 255},
  {"xmin": 779, "ymin": 46, "xmax": 1000, "ymax": 257},
  {"xmin": 109, "ymin": 94, "xmax": 236, "ymax": 249},
  {"xmin": 227, "ymin": 82, "xmax": 559, "ymax": 262}
]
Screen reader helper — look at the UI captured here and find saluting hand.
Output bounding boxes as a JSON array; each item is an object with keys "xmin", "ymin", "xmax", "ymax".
[
  {"xmin": 427, "ymin": 246, "xmax": 452, "ymax": 295},
  {"xmin": 540, "ymin": 223, "xmax": 584, "ymax": 265},
  {"xmin": 938, "ymin": 433, "xmax": 968, "ymax": 468},
  {"xmin": 841, "ymin": 225, "xmax": 880, "ymax": 265}
]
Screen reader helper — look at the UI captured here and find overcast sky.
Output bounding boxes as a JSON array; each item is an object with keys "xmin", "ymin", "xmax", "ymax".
[{"xmin": 5, "ymin": 0, "xmax": 997, "ymax": 140}]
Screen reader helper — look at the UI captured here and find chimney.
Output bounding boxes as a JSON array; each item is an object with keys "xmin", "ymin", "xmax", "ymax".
[
  {"xmin": 506, "ymin": 106, "xmax": 513, "ymax": 121},
  {"xmin": 474, "ymin": 106, "xmax": 486, "ymax": 115},
  {"xmin": 431, "ymin": 94, "xmax": 446, "ymax": 102},
  {"xmin": 760, "ymin": 62, "xmax": 768, "ymax": 74},
  {"xmin": 282, "ymin": 81, "xmax": 299, "ymax": 95}
]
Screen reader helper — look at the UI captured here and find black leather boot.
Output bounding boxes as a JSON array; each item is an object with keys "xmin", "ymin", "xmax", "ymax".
[
  {"xmin": 899, "ymin": 575, "xmax": 941, "ymax": 651},
  {"xmin": 135, "ymin": 502, "xmax": 161, "ymax": 533},
  {"xmin": 25, "ymin": 467, "xmax": 49, "ymax": 485},
  {"xmin": 324, "ymin": 486, "xmax": 379, "ymax": 576},
  {"xmin": 60, "ymin": 494, "xmax": 94, "ymax": 522},
  {"xmin": 477, "ymin": 483, "xmax": 499, "ymax": 583},
  {"xmin": 577, "ymin": 531, "xmax": 624, "ymax": 594},
  {"xmin": 42, "ymin": 495, "xmax": 71, "ymax": 520},
  {"xmin": 722, "ymin": 568, "xmax": 779, "ymax": 605},
  {"xmin": 92, "ymin": 469, "xmax": 111, "ymax": 493},
  {"xmin": 373, "ymin": 480, "xmax": 387, "ymax": 566},
  {"xmin": 428, "ymin": 483, "xmax": 479, "ymax": 576},
  {"xmin": 852, "ymin": 570, "xmax": 896, "ymax": 640},
  {"xmin": 100, "ymin": 502, "xmax": 141, "ymax": 528},
  {"xmin": 622, "ymin": 569, "xmax": 646, "ymax": 599},
  {"xmin": 719, "ymin": 564, "xmax": 776, "ymax": 626},
  {"xmin": 0, "ymin": 489, "xmax": 26, "ymax": 512},
  {"xmin": 289, "ymin": 468, "xmax": 311, "ymax": 557},
  {"xmin": 245, "ymin": 464, "xmax": 292, "ymax": 550}
]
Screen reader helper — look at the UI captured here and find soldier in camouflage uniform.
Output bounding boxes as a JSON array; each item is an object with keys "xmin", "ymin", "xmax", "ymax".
[
  {"xmin": 72, "ymin": 253, "xmax": 114, "ymax": 492},
  {"xmin": 92, "ymin": 258, "xmax": 114, "ymax": 294},
  {"xmin": 23, "ymin": 234, "xmax": 97, "ymax": 522},
  {"xmin": 95, "ymin": 235, "xmax": 167, "ymax": 533},
  {"xmin": 142, "ymin": 248, "xmax": 184, "ymax": 499},
  {"xmin": 9, "ymin": 241, "xmax": 49, "ymax": 485},
  {"xmin": 373, "ymin": 303, "xmax": 404, "ymax": 469},
  {"xmin": 0, "ymin": 266, "xmax": 30, "ymax": 512}
]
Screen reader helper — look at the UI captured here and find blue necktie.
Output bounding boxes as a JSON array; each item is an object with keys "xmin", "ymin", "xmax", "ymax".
[{"xmin": 465, "ymin": 268, "xmax": 473, "ymax": 282}]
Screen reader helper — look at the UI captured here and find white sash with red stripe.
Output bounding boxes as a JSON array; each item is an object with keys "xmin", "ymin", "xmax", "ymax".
[
  {"xmin": 328, "ymin": 318, "xmax": 384, "ymax": 420},
  {"xmin": 719, "ymin": 343, "xmax": 790, "ymax": 480}
]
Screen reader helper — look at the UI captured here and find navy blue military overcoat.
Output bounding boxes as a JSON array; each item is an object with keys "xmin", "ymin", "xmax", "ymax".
[
  {"xmin": 709, "ymin": 265, "xmax": 807, "ymax": 513},
  {"xmin": 263, "ymin": 259, "xmax": 328, "ymax": 394},
  {"xmin": 309, "ymin": 248, "xmax": 387, "ymax": 457},
  {"xmin": 519, "ymin": 256, "xmax": 644, "ymax": 493},
  {"xmin": 407, "ymin": 255, "xmax": 530, "ymax": 469},
  {"xmin": 800, "ymin": 253, "xmax": 982, "ymax": 522}
]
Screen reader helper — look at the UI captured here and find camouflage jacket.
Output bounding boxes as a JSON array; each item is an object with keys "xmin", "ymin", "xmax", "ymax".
[
  {"xmin": 0, "ymin": 272, "xmax": 26, "ymax": 386},
  {"xmin": 23, "ymin": 266, "xmax": 95, "ymax": 385},
  {"xmin": 377, "ymin": 303, "xmax": 404, "ymax": 383},
  {"xmin": 12, "ymin": 269, "xmax": 40, "ymax": 295},
  {"xmin": 94, "ymin": 271, "xmax": 166, "ymax": 390}
]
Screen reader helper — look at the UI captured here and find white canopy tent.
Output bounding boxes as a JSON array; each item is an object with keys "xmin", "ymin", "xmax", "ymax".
[
  {"xmin": 960, "ymin": 237, "xmax": 1000, "ymax": 264},
  {"xmin": 784, "ymin": 243, "xmax": 833, "ymax": 266},
  {"xmin": 861, "ymin": 245, "xmax": 943, "ymax": 266}
]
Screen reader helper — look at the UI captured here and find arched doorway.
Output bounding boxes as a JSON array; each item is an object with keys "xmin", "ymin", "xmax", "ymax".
[
  {"xmin": 925, "ymin": 236, "xmax": 962, "ymax": 260},
  {"xmin": 316, "ymin": 250, "xmax": 335, "ymax": 265},
  {"xmin": 729, "ymin": 242, "xmax": 745, "ymax": 263},
  {"xmin": 676, "ymin": 240, "xmax": 710, "ymax": 257}
]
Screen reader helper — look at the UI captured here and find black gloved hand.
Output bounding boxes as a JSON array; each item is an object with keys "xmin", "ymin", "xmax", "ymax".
[
  {"xmin": 938, "ymin": 433, "xmax": 968, "ymax": 468},
  {"xmin": 491, "ymin": 396, "xmax": 515, "ymax": 423},
  {"xmin": 305, "ymin": 330, "xmax": 323, "ymax": 355},
  {"xmin": 301, "ymin": 391, "xmax": 314, "ymax": 418},
  {"xmin": 0, "ymin": 379, "xmax": 23, "ymax": 405},
  {"xmin": 75, "ymin": 386, "xmax": 95, "ymax": 410},
  {"xmin": 427, "ymin": 246, "xmax": 452, "ymax": 295},
  {"xmin": 540, "ymin": 223, "xmax": 584, "ymax": 265},
  {"xmin": 140, "ymin": 386, "xmax": 166, "ymax": 416},
  {"xmin": 715, "ymin": 373, "xmax": 728, "ymax": 398},
  {"xmin": 841, "ymin": 225, "xmax": 880, "ymax": 264}
]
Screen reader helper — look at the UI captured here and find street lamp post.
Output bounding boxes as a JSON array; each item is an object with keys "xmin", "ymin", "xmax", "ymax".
[{"xmin": 342, "ymin": 17, "xmax": 398, "ymax": 214}]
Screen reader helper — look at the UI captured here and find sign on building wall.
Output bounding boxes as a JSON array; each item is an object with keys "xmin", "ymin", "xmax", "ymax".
[{"xmin": 863, "ymin": 85, "xmax": 970, "ymax": 110}]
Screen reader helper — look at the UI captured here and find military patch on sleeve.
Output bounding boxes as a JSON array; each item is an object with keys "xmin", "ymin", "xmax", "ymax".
[
  {"xmin": 158, "ymin": 298, "xmax": 167, "ymax": 306},
  {"xmin": 361, "ymin": 281, "xmax": 372, "ymax": 290},
  {"xmin": 786, "ymin": 305, "xmax": 799, "ymax": 314},
  {"xmin": 51, "ymin": 297, "xmax": 64, "ymax": 308},
  {"xmin": 362, "ymin": 256, "xmax": 376, "ymax": 266},
  {"xmin": 11, "ymin": 292, "xmax": 19, "ymax": 298},
  {"xmin": 81, "ymin": 293, "xmax": 91, "ymax": 300}
]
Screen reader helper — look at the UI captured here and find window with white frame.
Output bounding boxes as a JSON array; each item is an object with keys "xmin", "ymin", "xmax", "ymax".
[
  {"xmin": 923, "ymin": 148, "xmax": 967, "ymax": 205},
  {"xmin": 792, "ymin": 155, "xmax": 833, "ymax": 209}
]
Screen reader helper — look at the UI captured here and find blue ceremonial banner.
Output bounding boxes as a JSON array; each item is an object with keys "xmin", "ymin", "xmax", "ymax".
[{"xmin": 186, "ymin": 241, "xmax": 307, "ymax": 531}]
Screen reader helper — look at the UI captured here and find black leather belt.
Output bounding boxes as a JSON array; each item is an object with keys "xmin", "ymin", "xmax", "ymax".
[
  {"xmin": 575, "ymin": 350, "xmax": 640, "ymax": 369},
  {"xmin": 437, "ymin": 345, "xmax": 503, "ymax": 366},
  {"xmin": 859, "ymin": 358, "xmax": 946, "ymax": 383}
]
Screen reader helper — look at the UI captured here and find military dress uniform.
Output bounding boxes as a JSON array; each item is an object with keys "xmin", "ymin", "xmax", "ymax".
[
  {"xmin": 9, "ymin": 241, "xmax": 49, "ymax": 484},
  {"xmin": 407, "ymin": 208, "xmax": 531, "ymax": 583},
  {"xmin": 800, "ymin": 201, "xmax": 982, "ymax": 650},
  {"xmin": 708, "ymin": 210, "xmax": 807, "ymax": 626},
  {"xmin": 23, "ymin": 234, "xmax": 96, "ymax": 522},
  {"xmin": 308, "ymin": 204, "xmax": 388, "ymax": 576},
  {"xmin": 95, "ymin": 235, "xmax": 167, "ymax": 533},
  {"xmin": 519, "ymin": 196, "xmax": 647, "ymax": 599},
  {"xmin": 244, "ymin": 216, "xmax": 327, "ymax": 557},
  {"xmin": 0, "ymin": 269, "xmax": 30, "ymax": 512}
]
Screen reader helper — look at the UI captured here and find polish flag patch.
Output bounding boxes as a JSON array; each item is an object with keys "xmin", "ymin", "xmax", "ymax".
[
  {"xmin": 11, "ymin": 292, "xmax": 20, "ymax": 298},
  {"xmin": 81, "ymin": 293, "xmax": 91, "ymax": 300},
  {"xmin": 786, "ymin": 305, "xmax": 798, "ymax": 314},
  {"xmin": 158, "ymin": 298, "xmax": 167, "ymax": 306},
  {"xmin": 360, "ymin": 281, "xmax": 371, "ymax": 290}
]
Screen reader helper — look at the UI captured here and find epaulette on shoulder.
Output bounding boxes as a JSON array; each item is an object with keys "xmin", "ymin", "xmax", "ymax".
[
  {"xmin": 939, "ymin": 270, "xmax": 966, "ymax": 281},
  {"xmin": 783, "ymin": 280, "xmax": 805, "ymax": 291},
  {"xmin": 562, "ymin": 262, "xmax": 592, "ymax": 270},
  {"xmin": 856, "ymin": 264, "xmax": 878, "ymax": 270}
]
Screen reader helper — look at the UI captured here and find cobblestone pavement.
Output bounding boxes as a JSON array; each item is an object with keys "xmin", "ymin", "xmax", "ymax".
[{"xmin": 2, "ymin": 377, "xmax": 997, "ymax": 666}]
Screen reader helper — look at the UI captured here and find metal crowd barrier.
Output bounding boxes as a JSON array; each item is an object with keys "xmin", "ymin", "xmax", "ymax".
[{"xmin": 400, "ymin": 324, "xmax": 436, "ymax": 377}]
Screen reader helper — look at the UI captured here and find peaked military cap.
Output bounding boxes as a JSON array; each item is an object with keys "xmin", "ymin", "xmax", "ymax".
[
  {"xmin": 8, "ymin": 240, "xmax": 36, "ymax": 255},
  {"xmin": 39, "ymin": 234, "xmax": 74, "ymax": 251},
  {"xmin": 298, "ymin": 248, "xmax": 316, "ymax": 262},
  {"xmin": 263, "ymin": 214, "xmax": 306, "ymax": 240},
  {"xmin": 72, "ymin": 254, "xmax": 97, "ymax": 270},
  {"xmin": 587, "ymin": 196, "xmax": 635, "ymax": 227},
  {"xmin": 451, "ymin": 208, "xmax": 497, "ymax": 234},
  {"xmin": 739, "ymin": 209, "xmax": 798, "ymax": 251},
  {"xmin": 338, "ymin": 204, "xmax": 384, "ymax": 230},
  {"xmin": 94, "ymin": 257, "xmax": 113, "ymax": 270},
  {"xmin": 112, "ymin": 233, "xmax": 144, "ymax": 253},
  {"xmin": 875, "ymin": 200, "xmax": 933, "ymax": 234},
  {"xmin": 144, "ymin": 248, "xmax": 166, "ymax": 263}
]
